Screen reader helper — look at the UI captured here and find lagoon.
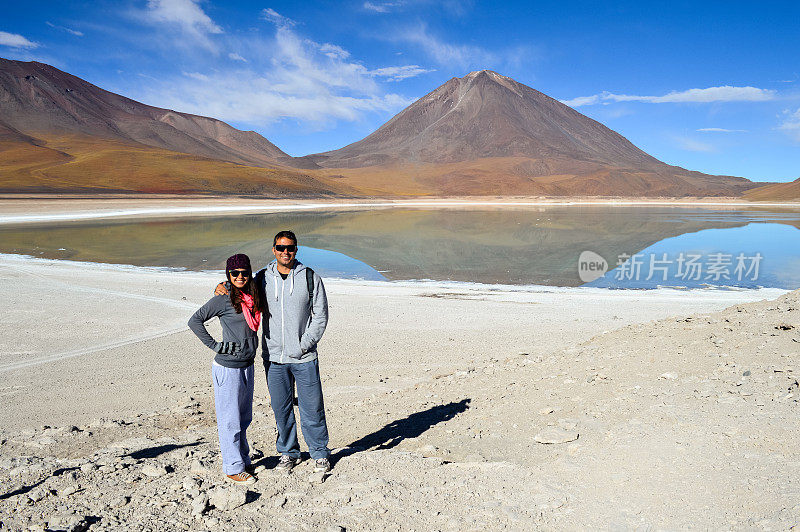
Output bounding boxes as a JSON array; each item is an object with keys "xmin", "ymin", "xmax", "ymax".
[{"xmin": 1, "ymin": 205, "xmax": 799, "ymax": 289}]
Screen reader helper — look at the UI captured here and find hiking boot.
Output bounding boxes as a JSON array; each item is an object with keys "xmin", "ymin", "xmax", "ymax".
[
  {"xmin": 226, "ymin": 471, "xmax": 256, "ymax": 485},
  {"xmin": 313, "ymin": 458, "xmax": 331, "ymax": 473},
  {"xmin": 275, "ymin": 455, "xmax": 300, "ymax": 472}
]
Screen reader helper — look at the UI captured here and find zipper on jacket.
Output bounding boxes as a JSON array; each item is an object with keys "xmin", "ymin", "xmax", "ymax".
[{"xmin": 280, "ymin": 273, "xmax": 285, "ymax": 363}]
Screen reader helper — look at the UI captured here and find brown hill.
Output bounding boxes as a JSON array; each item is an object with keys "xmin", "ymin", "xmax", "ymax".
[
  {"xmin": 0, "ymin": 58, "xmax": 293, "ymax": 167},
  {"xmin": 303, "ymin": 70, "xmax": 760, "ymax": 197},
  {"xmin": 742, "ymin": 178, "xmax": 800, "ymax": 201},
  {"xmin": 0, "ymin": 132, "xmax": 344, "ymax": 195},
  {"xmin": 0, "ymin": 58, "xmax": 342, "ymax": 195}
]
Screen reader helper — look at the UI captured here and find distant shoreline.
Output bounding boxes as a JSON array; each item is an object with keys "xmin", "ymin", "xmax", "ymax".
[{"xmin": 1, "ymin": 194, "xmax": 799, "ymax": 224}]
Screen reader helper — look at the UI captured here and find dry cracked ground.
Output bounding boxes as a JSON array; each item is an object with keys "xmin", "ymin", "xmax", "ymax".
[{"xmin": 1, "ymin": 290, "xmax": 798, "ymax": 531}]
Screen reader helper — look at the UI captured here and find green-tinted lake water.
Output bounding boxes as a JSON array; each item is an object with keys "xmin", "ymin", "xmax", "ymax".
[{"xmin": 2, "ymin": 206, "xmax": 799, "ymax": 288}]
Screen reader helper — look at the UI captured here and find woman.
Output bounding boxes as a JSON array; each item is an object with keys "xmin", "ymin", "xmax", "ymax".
[{"xmin": 188, "ymin": 254, "xmax": 262, "ymax": 485}]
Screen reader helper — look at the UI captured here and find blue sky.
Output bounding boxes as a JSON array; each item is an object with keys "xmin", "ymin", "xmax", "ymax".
[{"xmin": 2, "ymin": 0, "xmax": 799, "ymax": 182}]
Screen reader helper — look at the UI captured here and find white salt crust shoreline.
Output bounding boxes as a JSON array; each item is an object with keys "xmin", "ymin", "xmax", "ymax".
[
  {"xmin": 1, "ymin": 198, "xmax": 799, "ymax": 224},
  {"xmin": 0, "ymin": 251, "xmax": 787, "ymax": 297}
]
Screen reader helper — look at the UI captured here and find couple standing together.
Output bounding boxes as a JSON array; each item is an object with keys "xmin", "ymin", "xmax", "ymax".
[{"xmin": 187, "ymin": 230, "xmax": 330, "ymax": 485}]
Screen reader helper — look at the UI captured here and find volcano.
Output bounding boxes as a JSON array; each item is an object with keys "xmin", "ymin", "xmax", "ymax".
[{"xmin": 302, "ymin": 70, "xmax": 759, "ymax": 197}]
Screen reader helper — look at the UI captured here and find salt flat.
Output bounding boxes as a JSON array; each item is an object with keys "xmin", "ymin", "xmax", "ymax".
[
  {"xmin": 0, "ymin": 253, "xmax": 782, "ymax": 429},
  {"xmin": 0, "ymin": 254, "xmax": 797, "ymax": 529}
]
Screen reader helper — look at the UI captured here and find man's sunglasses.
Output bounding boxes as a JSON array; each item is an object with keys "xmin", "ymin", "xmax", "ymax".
[
  {"xmin": 274, "ymin": 245, "xmax": 297, "ymax": 252},
  {"xmin": 229, "ymin": 269, "xmax": 250, "ymax": 278}
]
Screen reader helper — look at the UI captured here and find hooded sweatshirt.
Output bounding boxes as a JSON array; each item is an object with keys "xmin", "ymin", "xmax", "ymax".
[
  {"xmin": 188, "ymin": 295, "xmax": 259, "ymax": 368},
  {"xmin": 254, "ymin": 260, "xmax": 328, "ymax": 364}
]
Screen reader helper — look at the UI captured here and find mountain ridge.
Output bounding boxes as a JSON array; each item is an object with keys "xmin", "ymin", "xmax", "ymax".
[
  {"xmin": 0, "ymin": 58, "xmax": 294, "ymax": 168},
  {"xmin": 0, "ymin": 59, "xmax": 771, "ymax": 197}
]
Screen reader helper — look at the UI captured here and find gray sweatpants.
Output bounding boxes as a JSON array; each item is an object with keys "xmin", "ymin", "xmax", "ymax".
[
  {"xmin": 212, "ymin": 362, "xmax": 254, "ymax": 475},
  {"xmin": 265, "ymin": 358, "xmax": 330, "ymax": 460}
]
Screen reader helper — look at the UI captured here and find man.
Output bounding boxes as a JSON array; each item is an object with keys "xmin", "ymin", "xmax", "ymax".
[{"xmin": 217, "ymin": 230, "xmax": 331, "ymax": 473}]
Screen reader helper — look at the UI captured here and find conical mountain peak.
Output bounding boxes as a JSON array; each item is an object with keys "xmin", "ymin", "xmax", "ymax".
[
  {"xmin": 309, "ymin": 70, "xmax": 657, "ymax": 168},
  {"xmin": 303, "ymin": 70, "xmax": 755, "ymax": 197}
]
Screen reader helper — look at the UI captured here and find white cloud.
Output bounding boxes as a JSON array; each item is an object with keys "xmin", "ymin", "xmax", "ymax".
[
  {"xmin": 261, "ymin": 8, "xmax": 296, "ymax": 27},
  {"xmin": 559, "ymin": 95, "xmax": 600, "ymax": 107},
  {"xmin": 182, "ymin": 71, "xmax": 210, "ymax": 82},
  {"xmin": 144, "ymin": 73, "xmax": 412, "ymax": 125},
  {"xmin": 610, "ymin": 86, "xmax": 775, "ymax": 103},
  {"xmin": 0, "ymin": 31, "xmax": 39, "ymax": 49},
  {"xmin": 675, "ymin": 137, "xmax": 716, "ymax": 152},
  {"xmin": 45, "ymin": 21, "xmax": 84, "ymax": 36},
  {"xmin": 395, "ymin": 24, "xmax": 495, "ymax": 68},
  {"xmin": 319, "ymin": 43, "xmax": 350, "ymax": 60},
  {"xmin": 145, "ymin": 0, "xmax": 222, "ymax": 51},
  {"xmin": 137, "ymin": 14, "xmax": 419, "ymax": 126},
  {"xmin": 228, "ymin": 52, "xmax": 247, "ymax": 62},
  {"xmin": 779, "ymin": 108, "xmax": 800, "ymax": 142},
  {"xmin": 363, "ymin": 1, "xmax": 403, "ymax": 12},
  {"xmin": 561, "ymin": 86, "xmax": 776, "ymax": 107},
  {"xmin": 369, "ymin": 65, "xmax": 434, "ymax": 81},
  {"xmin": 697, "ymin": 127, "xmax": 747, "ymax": 133}
]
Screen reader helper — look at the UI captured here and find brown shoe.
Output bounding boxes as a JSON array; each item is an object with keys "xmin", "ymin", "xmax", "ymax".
[{"xmin": 226, "ymin": 471, "xmax": 256, "ymax": 485}]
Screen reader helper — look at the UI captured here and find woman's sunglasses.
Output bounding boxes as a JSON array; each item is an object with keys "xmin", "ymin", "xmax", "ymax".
[
  {"xmin": 229, "ymin": 269, "xmax": 251, "ymax": 278},
  {"xmin": 274, "ymin": 245, "xmax": 297, "ymax": 252}
]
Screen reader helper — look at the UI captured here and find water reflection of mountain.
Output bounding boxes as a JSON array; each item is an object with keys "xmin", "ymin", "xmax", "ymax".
[
  {"xmin": 1, "ymin": 207, "xmax": 798, "ymax": 286},
  {"xmin": 297, "ymin": 208, "xmax": 800, "ymax": 285}
]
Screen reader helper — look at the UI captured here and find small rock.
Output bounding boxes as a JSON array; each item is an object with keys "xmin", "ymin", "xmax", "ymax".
[
  {"xmin": 417, "ymin": 444, "xmax": 439, "ymax": 457},
  {"xmin": 142, "ymin": 464, "xmax": 168, "ymax": 477},
  {"xmin": 79, "ymin": 462, "xmax": 97, "ymax": 475},
  {"xmin": 534, "ymin": 428, "xmax": 579, "ymax": 444},
  {"xmin": 108, "ymin": 495, "xmax": 129, "ymax": 508},
  {"xmin": 190, "ymin": 459, "xmax": 210, "ymax": 476},
  {"xmin": 273, "ymin": 495, "xmax": 287, "ymax": 508},
  {"xmin": 308, "ymin": 471, "xmax": 327, "ymax": 485},
  {"xmin": 48, "ymin": 514, "xmax": 89, "ymax": 532},
  {"xmin": 28, "ymin": 487, "xmax": 48, "ymax": 502},
  {"xmin": 191, "ymin": 493, "xmax": 209, "ymax": 515},
  {"xmin": 659, "ymin": 372, "xmax": 678, "ymax": 380},
  {"xmin": 209, "ymin": 487, "xmax": 248, "ymax": 511},
  {"xmin": 326, "ymin": 526, "xmax": 346, "ymax": 532},
  {"xmin": 60, "ymin": 485, "xmax": 79, "ymax": 496},
  {"xmin": 183, "ymin": 476, "xmax": 200, "ymax": 491}
]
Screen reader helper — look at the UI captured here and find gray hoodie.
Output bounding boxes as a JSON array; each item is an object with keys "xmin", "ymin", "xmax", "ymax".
[
  {"xmin": 188, "ymin": 295, "xmax": 259, "ymax": 368},
  {"xmin": 257, "ymin": 260, "xmax": 328, "ymax": 364}
]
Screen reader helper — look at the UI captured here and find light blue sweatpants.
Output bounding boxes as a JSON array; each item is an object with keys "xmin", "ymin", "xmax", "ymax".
[{"xmin": 212, "ymin": 362, "xmax": 254, "ymax": 475}]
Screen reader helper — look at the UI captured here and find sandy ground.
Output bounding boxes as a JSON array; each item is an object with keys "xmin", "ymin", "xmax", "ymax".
[
  {"xmin": 1, "ymin": 195, "xmax": 799, "ymax": 225},
  {"xmin": 0, "ymin": 254, "xmax": 797, "ymax": 530}
]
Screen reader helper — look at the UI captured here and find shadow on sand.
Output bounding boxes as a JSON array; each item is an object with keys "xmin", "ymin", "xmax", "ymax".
[{"xmin": 334, "ymin": 398, "xmax": 471, "ymax": 463}]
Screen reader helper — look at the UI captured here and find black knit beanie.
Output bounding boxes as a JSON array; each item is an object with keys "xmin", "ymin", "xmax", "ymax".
[{"xmin": 226, "ymin": 254, "xmax": 251, "ymax": 275}]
